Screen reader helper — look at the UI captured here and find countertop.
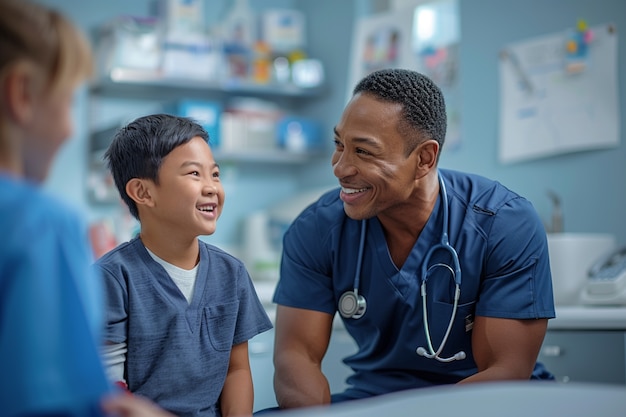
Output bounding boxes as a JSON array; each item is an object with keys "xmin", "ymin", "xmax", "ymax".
[
  {"xmin": 550, "ymin": 305, "xmax": 626, "ymax": 330},
  {"xmin": 254, "ymin": 282, "xmax": 626, "ymax": 330}
]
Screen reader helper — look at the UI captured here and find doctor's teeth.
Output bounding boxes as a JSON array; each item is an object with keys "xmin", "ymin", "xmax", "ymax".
[{"xmin": 343, "ymin": 187, "xmax": 366, "ymax": 194}]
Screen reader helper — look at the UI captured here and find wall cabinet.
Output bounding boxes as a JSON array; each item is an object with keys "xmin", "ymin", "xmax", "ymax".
[{"xmin": 540, "ymin": 306, "xmax": 626, "ymax": 385}]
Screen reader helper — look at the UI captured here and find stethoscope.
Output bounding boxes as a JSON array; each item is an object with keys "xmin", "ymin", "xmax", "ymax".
[{"xmin": 338, "ymin": 172, "xmax": 466, "ymax": 362}]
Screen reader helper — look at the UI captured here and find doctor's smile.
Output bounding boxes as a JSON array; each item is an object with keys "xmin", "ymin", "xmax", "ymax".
[{"xmin": 339, "ymin": 186, "xmax": 371, "ymax": 203}]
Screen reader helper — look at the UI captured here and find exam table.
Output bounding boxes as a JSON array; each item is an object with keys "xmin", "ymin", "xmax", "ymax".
[{"xmin": 261, "ymin": 381, "xmax": 626, "ymax": 417}]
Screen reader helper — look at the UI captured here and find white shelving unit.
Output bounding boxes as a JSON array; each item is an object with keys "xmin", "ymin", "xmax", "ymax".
[{"xmin": 91, "ymin": 68, "xmax": 325, "ymax": 98}]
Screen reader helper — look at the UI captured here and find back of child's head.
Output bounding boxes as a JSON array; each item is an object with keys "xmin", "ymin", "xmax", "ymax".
[
  {"xmin": 105, "ymin": 113, "xmax": 209, "ymax": 220},
  {"xmin": 0, "ymin": 0, "xmax": 93, "ymax": 96}
]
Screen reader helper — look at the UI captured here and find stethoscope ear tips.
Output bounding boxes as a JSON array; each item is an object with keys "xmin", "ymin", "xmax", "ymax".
[{"xmin": 416, "ymin": 346, "xmax": 466, "ymax": 362}]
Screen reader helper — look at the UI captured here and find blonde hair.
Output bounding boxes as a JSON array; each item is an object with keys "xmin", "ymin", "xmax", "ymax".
[{"xmin": 0, "ymin": 0, "xmax": 93, "ymax": 93}]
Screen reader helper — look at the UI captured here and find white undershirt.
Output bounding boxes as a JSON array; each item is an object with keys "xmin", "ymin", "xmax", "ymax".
[
  {"xmin": 102, "ymin": 248, "xmax": 199, "ymax": 383},
  {"xmin": 147, "ymin": 248, "xmax": 199, "ymax": 303}
]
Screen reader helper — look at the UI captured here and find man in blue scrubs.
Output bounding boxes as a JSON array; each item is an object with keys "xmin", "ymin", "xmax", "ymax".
[{"xmin": 271, "ymin": 68, "xmax": 555, "ymax": 409}]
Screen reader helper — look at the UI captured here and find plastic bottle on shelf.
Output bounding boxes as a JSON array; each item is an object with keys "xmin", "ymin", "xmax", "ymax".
[
  {"xmin": 252, "ymin": 41, "xmax": 272, "ymax": 84},
  {"xmin": 220, "ymin": 0, "xmax": 256, "ymax": 81}
]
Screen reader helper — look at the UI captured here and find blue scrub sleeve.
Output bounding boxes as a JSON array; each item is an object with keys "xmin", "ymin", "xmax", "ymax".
[
  {"xmin": 0, "ymin": 204, "xmax": 111, "ymax": 417},
  {"xmin": 232, "ymin": 264, "xmax": 274, "ymax": 345},
  {"xmin": 273, "ymin": 213, "xmax": 338, "ymax": 315},
  {"xmin": 476, "ymin": 197, "xmax": 555, "ymax": 319}
]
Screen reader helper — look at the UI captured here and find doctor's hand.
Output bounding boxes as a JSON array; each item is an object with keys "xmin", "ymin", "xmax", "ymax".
[{"xmin": 102, "ymin": 393, "xmax": 177, "ymax": 417}]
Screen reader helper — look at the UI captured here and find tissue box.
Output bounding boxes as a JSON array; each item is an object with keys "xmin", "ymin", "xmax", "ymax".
[
  {"xmin": 261, "ymin": 9, "xmax": 306, "ymax": 53},
  {"xmin": 277, "ymin": 116, "xmax": 322, "ymax": 153},
  {"xmin": 219, "ymin": 112, "xmax": 277, "ymax": 152},
  {"xmin": 161, "ymin": 35, "xmax": 222, "ymax": 81},
  {"xmin": 95, "ymin": 16, "xmax": 161, "ymax": 74}
]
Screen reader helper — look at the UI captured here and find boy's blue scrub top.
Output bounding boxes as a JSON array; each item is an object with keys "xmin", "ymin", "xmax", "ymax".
[
  {"xmin": 273, "ymin": 169, "xmax": 556, "ymax": 398},
  {"xmin": 96, "ymin": 237, "xmax": 273, "ymax": 417},
  {"xmin": 0, "ymin": 176, "xmax": 111, "ymax": 417}
]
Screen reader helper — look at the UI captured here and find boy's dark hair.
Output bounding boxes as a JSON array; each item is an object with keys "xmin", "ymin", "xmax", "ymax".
[
  {"xmin": 104, "ymin": 113, "xmax": 209, "ymax": 220},
  {"xmin": 353, "ymin": 68, "xmax": 447, "ymax": 159}
]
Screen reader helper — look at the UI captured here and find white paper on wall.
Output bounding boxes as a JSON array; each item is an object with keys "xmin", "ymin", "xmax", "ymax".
[{"xmin": 498, "ymin": 23, "xmax": 619, "ymax": 164}]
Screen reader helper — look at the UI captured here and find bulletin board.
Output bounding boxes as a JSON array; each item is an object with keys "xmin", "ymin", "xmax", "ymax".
[
  {"xmin": 347, "ymin": 0, "xmax": 462, "ymax": 151},
  {"xmin": 346, "ymin": 10, "xmax": 415, "ymax": 103},
  {"xmin": 498, "ymin": 23, "xmax": 619, "ymax": 164}
]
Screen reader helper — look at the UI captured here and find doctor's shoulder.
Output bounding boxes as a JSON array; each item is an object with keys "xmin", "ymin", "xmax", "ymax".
[
  {"xmin": 277, "ymin": 188, "xmax": 344, "ymax": 256},
  {"xmin": 298, "ymin": 187, "xmax": 342, "ymax": 218},
  {"xmin": 444, "ymin": 170, "xmax": 535, "ymax": 214},
  {"xmin": 287, "ymin": 187, "xmax": 344, "ymax": 232}
]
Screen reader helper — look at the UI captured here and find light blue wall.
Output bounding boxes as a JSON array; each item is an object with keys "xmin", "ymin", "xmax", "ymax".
[
  {"xmin": 447, "ymin": 0, "xmax": 626, "ymax": 245},
  {"xmin": 43, "ymin": 0, "xmax": 626, "ymax": 249}
]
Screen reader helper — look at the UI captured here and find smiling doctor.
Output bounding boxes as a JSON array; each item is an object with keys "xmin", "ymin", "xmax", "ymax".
[{"xmin": 270, "ymin": 68, "xmax": 556, "ymax": 409}]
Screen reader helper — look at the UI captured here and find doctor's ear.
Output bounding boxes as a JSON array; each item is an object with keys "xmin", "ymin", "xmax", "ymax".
[
  {"xmin": 125, "ymin": 178, "xmax": 155, "ymax": 208},
  {"xmin": 415, "ymin": 139, "xmax": 439, "ymax": 173}
]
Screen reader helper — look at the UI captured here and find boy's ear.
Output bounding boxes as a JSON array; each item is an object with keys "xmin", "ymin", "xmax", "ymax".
[{"xmin": 125, "ymin": 178, "xmax": 155, "ymax": 208}]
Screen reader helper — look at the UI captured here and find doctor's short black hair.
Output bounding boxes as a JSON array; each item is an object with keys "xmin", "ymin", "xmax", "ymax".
[
  {"xmin": 352, "ymin": 68, "xmax": 447, "ymax": 158},
  {"xmin": 104, "ymin": 113, "xmax": 209, "ymax": 220}
]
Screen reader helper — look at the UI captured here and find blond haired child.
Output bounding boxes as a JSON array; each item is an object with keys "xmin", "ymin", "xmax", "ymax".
[{"xmin": 0, "ymin": 1, "xmax": 173, "ymax": 416}]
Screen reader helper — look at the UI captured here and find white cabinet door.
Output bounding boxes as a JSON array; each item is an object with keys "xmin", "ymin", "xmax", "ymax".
[{"xmin": 539, "ymin": 330, "xmax": 626, "ymax": 384}]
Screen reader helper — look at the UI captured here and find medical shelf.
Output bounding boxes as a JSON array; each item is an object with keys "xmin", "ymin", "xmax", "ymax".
[
  {"xmin": 212, "ymin": 149, "xmax": 325, "ymax": 164},
  {"xmin": 89, "ymin": 68, "xmax": 326, "ymax": 100}
]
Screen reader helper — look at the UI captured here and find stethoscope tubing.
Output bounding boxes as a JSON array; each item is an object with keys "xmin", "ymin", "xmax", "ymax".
[
  {"xmin": 353, "ymin": 219, "xmax": 367, "ymax": 299},
  {"xmin": 340, "ymin": 171, "xmax": 466, "ymax": 362}
]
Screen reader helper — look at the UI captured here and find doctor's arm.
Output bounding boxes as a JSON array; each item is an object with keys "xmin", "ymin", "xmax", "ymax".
[
  {"xmin": 273, "ymin": 305, "xmax": 334, "ymax": 409},
  {"xmin": 460, "ymin": 315, "xmax": 548, "ymax": 383},
  {"xmin": 459, "ymin": 197, "xmax": 552, "ymax": 383}
]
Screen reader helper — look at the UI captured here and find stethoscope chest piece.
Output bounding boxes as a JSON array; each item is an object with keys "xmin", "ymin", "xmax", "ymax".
[{"xmin": 339, "ymin": 290, "xmax": 367, "ymax": 319}]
